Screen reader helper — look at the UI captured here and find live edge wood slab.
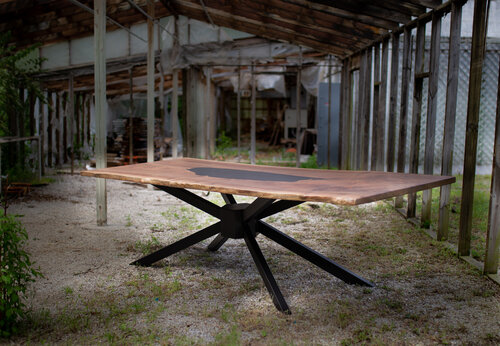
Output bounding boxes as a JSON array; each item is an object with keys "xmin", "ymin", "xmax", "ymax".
[{"xmin": 81, "ymin": 158, "xmax": 455, "ymax": 205}]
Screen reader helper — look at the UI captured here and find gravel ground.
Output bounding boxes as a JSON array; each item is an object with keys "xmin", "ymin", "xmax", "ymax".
[{"xmin": 4, "ymin": 172, "xmax": 500, "ymax": 345}]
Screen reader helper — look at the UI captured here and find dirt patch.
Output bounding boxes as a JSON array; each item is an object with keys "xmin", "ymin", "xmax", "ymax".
[{"xmin": 4, "ymin": 173, "xmax": 500, "ymax": 345}]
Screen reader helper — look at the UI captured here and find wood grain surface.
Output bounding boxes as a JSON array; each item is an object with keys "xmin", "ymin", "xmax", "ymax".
[{"xmin": 81, "ymin": 158, "xmax": 455, "ymax": 205}]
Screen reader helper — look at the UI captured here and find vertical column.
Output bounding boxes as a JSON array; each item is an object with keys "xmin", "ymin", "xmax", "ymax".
[
  {"xmin": 459, "ymin": 0, "xmax": 490, "ymax": 256},
  {"xmin": 340, "ymin": 59, "xmax": 350, "ymax": 170},
  {"xmin": 237, "ymin": 66, "xmax": 241, "ymax": 162},
  {"xmin": 327, "ymin": 56, "xmax": 332, "ymax": 169},
  {"xmin": 47, "ymin": 92, "xmax": 53, "ymax": 168},
  {"xmin": 157, "ymin": 22, "xmax": 165, "ymax": 159},
  {"xmin": 484, "ymin": 61, "xmax": 500, "ymax": 274},
  {"xmin": 371, "ymin": 43, "xmax": 380, "ymax": 171},
  {"xmin": 250, "ymin": 63, "xmax": 256, "ymax": 165},
  {"xmin": 172, "ymin": 69, "xmax": 179, "ymax": 158},
  {"xmin": 387, "ymin": 33, "xmax": 400, "ymax": 173},
  {"xmin": 69, "ymin": 74, "xmax": 75, "ymax": 175},
  {"xmin": 55, "ymin": 92, "xmax": 61, "ymax": 167},
  {"xmin": 408, "ymin": 22, "xmax": 426, "ymax": 219},
  {"xmin": 296, "ymin": 62, "xmax": 302, "ymax": 168},
  {"xmin": 422, "ymin": 13, "xmax": 442, "ymax": 226},
  {"xmin": 129, "ymin": 68, "xmax": 134, "ymax": 164},
  {"xmin": 378, "ymin": 38, "xmax": 389, "ymax": 171},
  {"xmin": 438, "ymin": 2, "xmax": 462, "ymax": 241},
  {"xmin": 146, "ymin": 1, "xmax": 155, "ymax": 163},
  {"xmin": 94, "ymin": 0, "xmax": 107, "ymax": 226},
  {"xmin": 396, "ymin": 28, "xmax": 413, "ymax": 208},
  {"xmin": 361, "ymin": 48, "xmax": 372, "ymax": 171},
  {"xmin": 39, "ymin": 92, "xmax": 45, "ymax": 176},
  {"xmin": 356, "ymin": 51, "xmax": 366, "ymax": 170}
]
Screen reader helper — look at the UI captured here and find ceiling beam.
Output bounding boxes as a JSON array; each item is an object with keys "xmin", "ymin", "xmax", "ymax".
[
  {"xmin": 170, "ymin": 0, "xmax": 356, "ymax": 55},
  {"xmin": 308, "ymin": 0, "xmax": 412, "ymax": 23}
]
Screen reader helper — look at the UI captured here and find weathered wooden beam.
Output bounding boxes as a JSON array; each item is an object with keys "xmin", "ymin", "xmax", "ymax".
[
  {"xmin": 407, "ymin": 22, "xmax": 426, "ymax": 219},
  {"xmin": 339, "ymin": 58, "xmax": 349, "ymax": 169},
  {"xmin": 55, "ymin": 92, "xmax": 61, "ymax": 167},
  {"xmin": 369, "ymin": 0, "xmax": 427, "ymax": 17},
  {"xmin": 484, "ymin": 60, "xmax": 500, "ymax": 274},
  {"xmin": 377, "ymin": 38, "xmax": 389, "ymax": 171},
  {"xmin": 345, "ymin": 60, "xmax": 354, "ymax": 171},
  {"xmin": 94, "ymin": 0, "xmax": 107, "ymax": 226},
  {"xmin": 296, "ymin": 56, "xmax": 302, "ymax": 168},
  {"xmin": 371, "ymin": 43, "xmax": 381, "ymax": 171},
  {"xmin": 309, "ymin": 0, "xmax": 412, "ymax": 23},
  {"xmin": 459, "ymin": 0, "xmax": 490, "ymax": 256},
  {"xmin": 250, "ymin": 64, "xmax": 256, "ymax": 165},
  {"xmin": 395, "ymin": 28, "xmax": 413, "ymax": 208},
  {"xmin": 386, "ymin": 33, "xmax": 400, "ymax": 173},
  {"xmin": 39, "ymin": 93, "xmax": 45, "ymax": 175},
  {"xmin": 422, "ymin": 13, "xmax": 442, "ymax": 227},
  {"xmin": 146, "ymin": 1, "xmax": 155, "ymax": 163},
  {"xmin": 69, "ymin": 75, "xmax": 75, "ymax": 175},
  {"xmin": 172, "ymin": 69, "xmax": 179, "ymax": 159},
  {"xmin": 281, "ymin": 0, "xmax": 399, "ymax": 30},
  {"xmin": 438, "ymin": 1, "xmax": 462, "ymax": 241},
  {"xmin": 170, "ymin": 0, "xmax": 352, "ymax": 55},
  {"xmin": 361, "ymin": 48, "xmax": 372, "ymax": 171},
  {"xmin": 237, "ymin": 66, "xmax": 241, "ymax": 162},
  {"xmin": 355, "ymin": 52, "xmax": 366, "ymax": 170}
]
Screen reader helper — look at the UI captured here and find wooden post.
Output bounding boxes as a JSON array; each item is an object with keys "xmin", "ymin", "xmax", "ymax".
[
  {"xmin": 387, "ymin": 33, "xmax": 400, "ymax": 173},
  {"xmin": 250, "ymin": 63, "xmax": 256, "ymax": 165},
  {"xmin": 408, "ymin": 22, "xmax": 426, "ymax": 219},
  {"xmin": 39, "ymin": 93, "xmax": 45, "ymax": 175},
  {"xmin": 55, "ymin": 92, "xmax": 61, "ymax": 167},
  {"xmin": 94, "ymin": 0, "xmax": 107, "ymax": 226},
  {"xmin": 47, "ymin": 92, "xmax": 53, "ymax": 168},
  {"xmin": 206, "ymin": 67, "xmax": 215, "ymax": 159},
  {"xmin": 86, "ymin": 94, "xmax": 91, "ymax": 148},
  {"xmin": 396, "ymin": 29, "xmax": 413, "ymax": 208},
  {"xmin": 376, "ymin": 39, "xmax": 389, "ymax": 172},
  {"xmin": 157, "ymin": 21, "xmax": 165, "ymax": 159},
  {"xmin": 421, "ymin": 13, "xmax": 442, "ymax": 227},
  {"xmin": 438, "ymin": 2, "xmax": 462, "ymax": 241},
  {"xmin": 237, "ymin": 66, "xmax": 241, "ymax": 162},
  {"xmin": 69, "ymin": 74, "xmax": 75, "ymax": 175},
  {"xmin": 128, "ymin": 68, "xmax": 134, "ymax": 164},
  {"xmin": 296, "ymin": 63, "xmax": 302, "ymax": 168},
  {"xmin": 459, "ymin": 0, "xmax": 490, "ymax": 256},
  {"xmin": 327, "ymin": 55, "xmax": 332, "ymax": 169},
  {"xmin": 146, "ymin": 1, "xmax": 155, "ymax": 163},
  {"xmin": 345, "ymin": 64, "xmax": 354, "ymax": 170},
  {"xmin": 356, "ymin": 51, "xmax": 366, "ymax": 170},
  {"xmin": 340, "ymin": 58, "xmax": 350, "ymax": 170},
  {"xmin": 361, "ymin": 48, "xmax": 372, "ymax": 171},
  {"xmin": 484, "ymin": 60, "xmax": 500, "ymax": 274},
  {"xmin": 371, "ymin": 43, "xmax": 380, "ymax": 171},
  {"xmin": 172, "ymin": 69, "xmax": 179, "ymax": 158}
]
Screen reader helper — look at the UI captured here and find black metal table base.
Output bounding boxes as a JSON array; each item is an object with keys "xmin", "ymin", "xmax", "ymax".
[{"xmin": 131, "ymin": 186, "xmax": 373, "ymax": 313}]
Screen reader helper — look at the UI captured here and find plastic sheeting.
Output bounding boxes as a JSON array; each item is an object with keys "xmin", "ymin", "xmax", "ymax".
[{"xmin": 229, "ymin": 66, "xmax": 287, "ymax": 97}]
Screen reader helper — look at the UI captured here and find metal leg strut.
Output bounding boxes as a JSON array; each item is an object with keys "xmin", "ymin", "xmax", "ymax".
[
  {"xmin": 243, "ymin": 227, "xmax": 291, "ymax": 313},
  {"xmin": 257, "ymin": 221, "xmax": 373, "ymax": 287},
  {"xmin": 131, "ymin": 222, "xmax": 221, "ymax": 266}
]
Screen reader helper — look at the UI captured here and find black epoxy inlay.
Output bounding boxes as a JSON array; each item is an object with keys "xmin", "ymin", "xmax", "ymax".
[{"xmin": 188, "ymin": 167, "xmax": 321, "ymax": 182}]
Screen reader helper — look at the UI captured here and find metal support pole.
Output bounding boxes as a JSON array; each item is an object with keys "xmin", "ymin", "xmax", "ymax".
[{"xmin": 94, "ymin": 0, "xmax": 107, "ymax": 226}]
